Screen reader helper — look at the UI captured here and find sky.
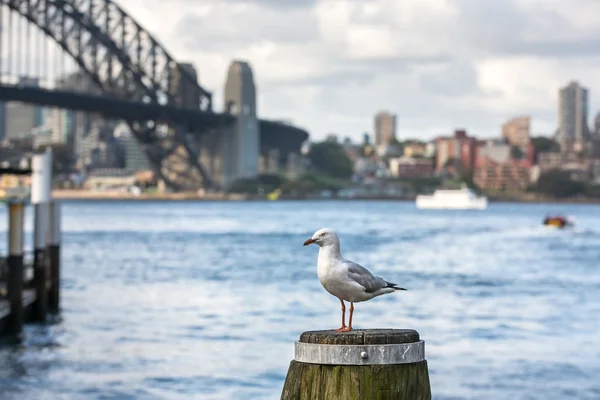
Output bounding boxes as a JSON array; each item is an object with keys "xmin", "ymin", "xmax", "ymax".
[{"xmin": 103, "ymin": 1, "xmax": 600, "ymax": 141}]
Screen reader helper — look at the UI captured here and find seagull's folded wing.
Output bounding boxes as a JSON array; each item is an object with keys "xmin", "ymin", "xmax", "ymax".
[{"xmin": 345, "ymin": 261, "xmax": 387, "ymax": 293}]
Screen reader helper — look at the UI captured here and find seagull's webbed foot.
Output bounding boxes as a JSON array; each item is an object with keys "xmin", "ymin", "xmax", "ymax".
[{"xmin": 334, "ymin": 326, "xmax": 352, "ymax": 332}]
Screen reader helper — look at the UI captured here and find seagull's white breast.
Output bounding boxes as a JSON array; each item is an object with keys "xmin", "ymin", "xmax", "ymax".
[{"xmin": 317, "ymin": 247, "xmax": 372, "ymax": 302}]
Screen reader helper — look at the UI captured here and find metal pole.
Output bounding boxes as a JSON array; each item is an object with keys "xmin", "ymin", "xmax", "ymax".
[
  {"xmin": 30, "ymin": 151, "xmax": 52, "ymax": 322},
  {"xmin": 6, "ymin": 202, "xmax": 25, "ymax": 337},
  {"xmin": 47, "ymin": 201, "xmax": 61, "ymax": 312}
]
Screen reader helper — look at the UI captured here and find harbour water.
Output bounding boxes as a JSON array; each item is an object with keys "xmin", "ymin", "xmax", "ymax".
[{"xmin": 0, "ymin": 200, "xmax": 599, "ymax": 399}]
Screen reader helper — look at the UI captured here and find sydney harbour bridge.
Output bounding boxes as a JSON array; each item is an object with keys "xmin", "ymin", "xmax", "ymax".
[{"xmin": 0, "ymin": 0, "xmax": 309, "ymax": 190}]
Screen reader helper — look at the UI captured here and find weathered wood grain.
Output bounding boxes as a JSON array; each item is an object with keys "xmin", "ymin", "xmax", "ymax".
[{"xmin": 299, "ymin": 329, "xmax": 420, "ymax": 345}]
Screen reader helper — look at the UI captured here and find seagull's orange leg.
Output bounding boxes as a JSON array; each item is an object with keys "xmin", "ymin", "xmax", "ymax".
[
  {"xmin": 347, "ymin": 302, "xmax": 354, "ymax": 331},
  {"xmin": 334, "ymin": 298, "xmax": 347, "ymax": 331},
  {"xmin": 335, "ymin": 301, "xmax": 353, "ymax": 332}
]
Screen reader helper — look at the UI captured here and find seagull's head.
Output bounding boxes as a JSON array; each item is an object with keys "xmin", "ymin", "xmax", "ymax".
[{"xmin": 303, "ymin": 228, "xmax": 339, "ymax": 247}]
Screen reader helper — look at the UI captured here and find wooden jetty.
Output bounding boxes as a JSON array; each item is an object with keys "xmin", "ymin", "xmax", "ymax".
[
  {"xmin": 0, "ymin": 149, "xmax": 61, "ymax": 340},
  {"xmin": 281, "ymin": 329, "xmax": 432, "ymax": 400}
]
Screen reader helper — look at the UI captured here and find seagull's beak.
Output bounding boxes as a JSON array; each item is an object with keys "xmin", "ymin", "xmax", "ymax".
[{"xmin": 303, "ymin": 238, "xmax": 316, "ymax": 246}]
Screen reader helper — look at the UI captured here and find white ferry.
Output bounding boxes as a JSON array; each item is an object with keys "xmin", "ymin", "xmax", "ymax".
[{"xmin": 416, "ymin": 184, "xmax": 488, "ymax": 210}]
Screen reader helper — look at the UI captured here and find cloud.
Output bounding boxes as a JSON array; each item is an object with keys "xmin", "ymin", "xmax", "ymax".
[
  {"xmin": 169, "ymin": 0, "xmax": 320, "ymax": 8},
  {"xmin": 419, "ymin": 60, "xmax": 486, "ymax": 97},
  {"xmin": 173, "ymin": 3, "xmax": 321, "ymax": 51},
  {"xmin": 455, "ymin": 0, "xmax": 600, "ymax": 58},
  {"xmin": 37, "ymin": 0, "xmax": 600, "ymax": 140}
]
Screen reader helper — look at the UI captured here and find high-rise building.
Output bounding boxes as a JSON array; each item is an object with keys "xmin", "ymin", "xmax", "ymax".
[
  {"xmin": 5, "ymin": 102, "xmax": 43, "ymax": 141},
  {"xmin": 5, "ymin": 77, "xmax": 44, "ymax": 141},
  {"xmin": 32, "ymin": 108, "xmax": 71, "ymax": 148},
  {"xmin": 56, "ymin": 71, "xmax": 123, "ymax": 171},
  {"xmin": 589, "ymin": 112, "xmax": 600, "ymax": 158},
  {"xmin": 373, "ymin": 111, "xmax": 396, "ymax": 146},
  {"xmin": 558, "ymin": 81, "xmax": 589, "ymax": 152},
  {"xmin": 363, "ymin": 132, "xmax": 370, "ymax": 145},
  {"xmin": 502, "ymin": 116, "xmax": 531, "ymax": 149},
  {"xmin": 43, "ymin": 108, "xmax": 72, "ymax": 144},
  {"xmin": 114, "ymin": 123, "xmax": 151, "ymax": 171},
  {"xmin": 76, "ymin": 120, "xmax": 120, "ymax": 170},
  {"xmin": 56, "ymin": 71, "xmax": 99, "ymax": 154}
]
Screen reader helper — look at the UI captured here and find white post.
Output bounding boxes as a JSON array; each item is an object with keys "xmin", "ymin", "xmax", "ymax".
[
  {"xmin": 45, "ymin": 147, "xmax": 53, "ymax": 202},
  {"xmin": 31, "ymin": 152, "xmax": 50, "ymax": 204},
  {"xmin": 31, "ymin": 152, "xmax": 50, "ymax": 251}
]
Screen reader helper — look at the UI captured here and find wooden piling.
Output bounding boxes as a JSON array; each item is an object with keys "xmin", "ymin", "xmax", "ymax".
[
  {"xmin": 5, "ymin": 202, "xmax": 25, "ymax": 337},
  {"xmin": 48, "ymin": 201, "xmax": 61, "ymax": 312},
  {"xmin": 281, "ymin": 329, "xmax": 431, "ymax": 400}
]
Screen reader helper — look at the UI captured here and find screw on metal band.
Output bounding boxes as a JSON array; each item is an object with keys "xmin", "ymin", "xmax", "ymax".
[{"xmin": 294, "ymin": 340, "xmax": 425, "ymax": 365}]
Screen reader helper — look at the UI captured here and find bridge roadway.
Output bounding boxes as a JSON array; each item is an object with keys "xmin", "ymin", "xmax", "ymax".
[{"xmin": 0, "ymin": 84, "xmax": 308, "ymax": 154}]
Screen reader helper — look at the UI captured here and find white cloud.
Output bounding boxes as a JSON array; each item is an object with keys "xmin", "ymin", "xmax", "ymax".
[{"xmin": 98, "ymin": 0, "xmax": 600, "ymax": 140}]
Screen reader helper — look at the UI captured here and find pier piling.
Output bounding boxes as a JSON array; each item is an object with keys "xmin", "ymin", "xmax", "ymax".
[
  {"xmin": 48, "ymin": 201, "xmax": 61, "ymax": 312},
  {"xmin": 30, "ymin": 150, "xmax": 52, "ymax": 322},
  {"xmin": 281, "ymin": 329, "xmax": 431, "ymax": 400},
  {"xmin": 5, "ymin": 202, "xmax": 25, "ymax": 337}
]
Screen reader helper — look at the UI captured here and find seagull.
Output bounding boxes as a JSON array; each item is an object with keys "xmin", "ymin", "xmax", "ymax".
[{"xmin": 303, "ymin": 228, "xmax": 406, "ymax": 332}]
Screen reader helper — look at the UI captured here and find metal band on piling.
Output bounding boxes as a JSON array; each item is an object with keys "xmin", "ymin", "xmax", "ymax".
[{"xmin": 294, "ymin": 340, "xmax": 425, "ymax": 365}]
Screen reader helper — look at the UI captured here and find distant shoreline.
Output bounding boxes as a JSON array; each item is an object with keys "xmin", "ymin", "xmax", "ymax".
[
  {"xmin": 51, "ymin": 189, "xmax": 245, "ymax": 201},
  {"xmin": 51, "ymin": 189, "xmax": 600, "ymax": 204}
]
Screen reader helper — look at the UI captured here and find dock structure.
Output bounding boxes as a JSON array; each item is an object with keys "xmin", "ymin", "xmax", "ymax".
[
  {"xmin": 0, "ymin": 149, "xmax": 61, "ymax": 340},
  {"xmin": 281, "ymin": 329, "xmax": 432, "ymax": 400}
]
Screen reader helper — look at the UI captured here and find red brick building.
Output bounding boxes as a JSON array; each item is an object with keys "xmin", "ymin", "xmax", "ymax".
[
  {"xmin": 474, "ymin": 158, "xmax": 531, "ymax": 190},
  {"xmin": 435, "ymin": 130, "xmax": 477, "ymax": 173},
  {"xmin": 389, "ymin": 156, "xmax": 434, "ymax": 178}
]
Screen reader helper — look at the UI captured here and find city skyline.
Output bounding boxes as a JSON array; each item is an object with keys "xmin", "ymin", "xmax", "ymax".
[{"xmin": 117, "ymin": 0, "xmax": 600, "ymax": 141}]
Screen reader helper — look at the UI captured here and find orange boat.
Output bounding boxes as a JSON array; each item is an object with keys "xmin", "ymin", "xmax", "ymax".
[{"xmin": 543, "ymin": 215, "xmax": 573, "ymax": 229}]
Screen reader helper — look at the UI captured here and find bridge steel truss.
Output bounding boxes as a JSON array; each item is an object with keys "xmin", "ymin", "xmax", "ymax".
[{"xmin": 1, "ymin": 0, "xmax": 221, "ymax": 190}]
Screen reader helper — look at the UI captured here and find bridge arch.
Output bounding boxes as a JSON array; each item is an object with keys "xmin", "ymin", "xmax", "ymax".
[{"xmin": 1, "ymin": 0, "xmax": 217, "ymax": 189}]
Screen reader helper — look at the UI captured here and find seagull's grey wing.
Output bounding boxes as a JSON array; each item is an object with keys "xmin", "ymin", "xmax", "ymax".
[{"xmin": 344, "ymin": 260, "xmax": 387, "ymax": 293}]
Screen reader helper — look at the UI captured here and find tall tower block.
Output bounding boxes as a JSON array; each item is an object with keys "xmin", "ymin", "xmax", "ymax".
[{"xmin": 221, "ymin": 60, "xmax": 260, "ymax": 187}]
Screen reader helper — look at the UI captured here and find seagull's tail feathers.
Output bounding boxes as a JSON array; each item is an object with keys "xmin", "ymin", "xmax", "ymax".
[{"xmin": 384, "ymin": 281, "xmax": 407, "ymax": 291}]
